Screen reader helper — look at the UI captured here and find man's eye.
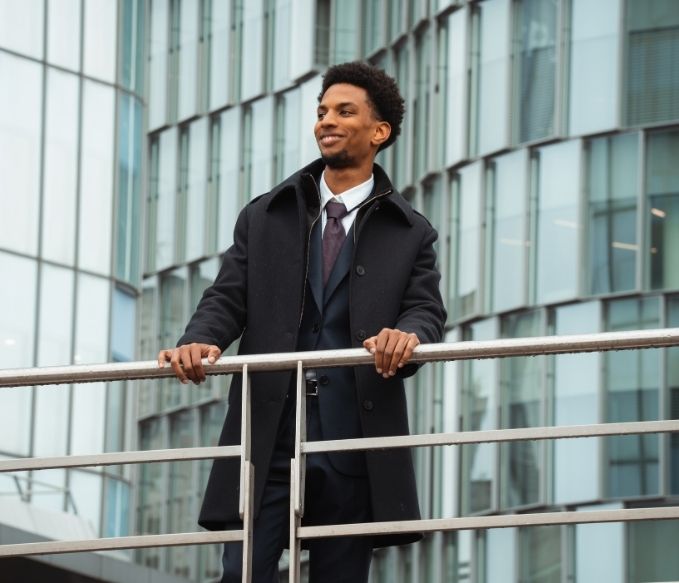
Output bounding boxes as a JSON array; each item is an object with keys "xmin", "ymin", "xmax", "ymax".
[
  {"xmin": 340, "ymin": 110, "xmax": 351, "ymax": 116},
  {"xmin": 317, "ymin": 112, "xmax": 325, "ymax": 120}
]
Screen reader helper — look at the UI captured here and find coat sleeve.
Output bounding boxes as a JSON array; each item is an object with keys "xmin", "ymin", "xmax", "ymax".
[
  {"xmin": 394, "ymin": 223, "xmax": 447, "ymax": 376},
  {"xmin": 176, "ymin": 205, "xmax": 249, "ymax": 350}
]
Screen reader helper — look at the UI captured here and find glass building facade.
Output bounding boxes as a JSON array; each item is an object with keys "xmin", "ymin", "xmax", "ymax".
[
  {"xmin": 0, "ymin": 0, "xmax": 143, "ymax": 562},
  {"xmin": 2, "ymin": 0, "xmax": 679, "ymax": 582}
]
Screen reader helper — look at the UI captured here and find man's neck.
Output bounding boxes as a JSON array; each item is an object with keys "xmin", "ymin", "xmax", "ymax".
[{"xmin": 323, "ymin": 164, "xmax": 374, "ymax": 195}]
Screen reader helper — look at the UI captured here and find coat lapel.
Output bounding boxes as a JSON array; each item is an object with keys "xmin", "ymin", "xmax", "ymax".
[
  {"xmin": 324, "ymin": 224, "xmax": 354, "ymax": 305},
  {"xmin": 308, "ymin": 220, "xmax": 324, "ymax": 313}
]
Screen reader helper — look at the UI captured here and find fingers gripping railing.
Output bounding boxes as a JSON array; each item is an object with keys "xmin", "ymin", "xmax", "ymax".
[{"xmin": 1, "ymin": 329, "xmax": 679, "ymax": 582}]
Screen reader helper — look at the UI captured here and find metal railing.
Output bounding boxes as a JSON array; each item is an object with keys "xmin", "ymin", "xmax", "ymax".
[{"xmin": 1, "ymin": 328, "xmax": 679, "ymax": 583}]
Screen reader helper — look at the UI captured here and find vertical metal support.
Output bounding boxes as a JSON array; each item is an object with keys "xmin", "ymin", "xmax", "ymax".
[
  {"xmin": 238, "ymin": 365, "xmax": 253, "ymax": 583},
  {"xmin": 289, "ymin": 361, "xmax": 306, "ymax": 583}
]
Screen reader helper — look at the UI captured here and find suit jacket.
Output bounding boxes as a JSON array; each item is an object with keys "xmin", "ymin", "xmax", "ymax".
[{"xmin": 178, "ymin": 159, "xmax": 446, "ymax": 547}]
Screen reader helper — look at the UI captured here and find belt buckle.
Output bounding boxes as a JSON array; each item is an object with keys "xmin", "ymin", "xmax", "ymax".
[{"xmin": 305, "ymin": 379, "xmax": 319, "ymax": 397}]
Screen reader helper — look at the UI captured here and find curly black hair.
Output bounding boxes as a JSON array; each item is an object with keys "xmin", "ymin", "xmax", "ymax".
[{"xmin": 319, "ymin": 61, "xmax": 405, "ymax": 152}]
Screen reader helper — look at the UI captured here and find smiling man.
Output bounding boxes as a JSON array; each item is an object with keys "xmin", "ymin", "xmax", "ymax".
[{"xmin": 158, "ymin": 62, "xmax": 446, "ymax": 583}]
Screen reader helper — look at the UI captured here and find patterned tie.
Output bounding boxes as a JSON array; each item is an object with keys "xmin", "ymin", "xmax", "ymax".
[{"xmin": 322, "ymin": 200, "xmax": 349, "ymax": 286}]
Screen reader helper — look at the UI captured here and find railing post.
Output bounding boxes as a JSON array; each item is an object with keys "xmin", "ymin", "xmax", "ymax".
[
  {"xmin": 239, "ymin": 365, "xmax": 254, "ymax": 583},
  {"xmin": 289, "ymin": 361, "xmax": 305, "ymax": 583}
]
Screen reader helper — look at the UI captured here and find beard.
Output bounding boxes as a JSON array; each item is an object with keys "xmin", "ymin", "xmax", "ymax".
[{"xmin": 321, "ymin": 149, "xmax": 354, "ymax": 169}]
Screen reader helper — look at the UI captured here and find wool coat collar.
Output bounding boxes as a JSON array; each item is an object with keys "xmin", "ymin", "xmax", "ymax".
[{"xmin": 265, "ymin": 158, "xmax": 414, "ymax": 227}]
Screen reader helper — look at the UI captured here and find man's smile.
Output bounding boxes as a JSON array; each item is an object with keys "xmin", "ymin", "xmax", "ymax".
[{"xmin": 319, "ymin": 134, "xmax": 344, "ymax": 146}]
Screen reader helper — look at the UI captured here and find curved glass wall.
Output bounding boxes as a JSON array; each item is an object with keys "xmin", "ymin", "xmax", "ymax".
[{"xmin": 0, "ymin": 0, "xmax": 143, "ymax": 550}]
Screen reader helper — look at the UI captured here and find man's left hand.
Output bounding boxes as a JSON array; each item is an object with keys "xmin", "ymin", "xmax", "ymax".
[{"xmin": 363, "ymin": 328, "xmax": 420, "ymax": 378}]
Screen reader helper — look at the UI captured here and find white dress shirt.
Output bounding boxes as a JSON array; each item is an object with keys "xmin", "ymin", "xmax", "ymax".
[{"xmin": 319, "ymin": 171, "xmax": 374, "ymax": 234}]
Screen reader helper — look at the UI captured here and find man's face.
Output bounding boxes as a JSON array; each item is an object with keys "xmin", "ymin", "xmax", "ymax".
[{"xmin": 315, "ymin": 83, "xmax": 390, "ymax": 169}]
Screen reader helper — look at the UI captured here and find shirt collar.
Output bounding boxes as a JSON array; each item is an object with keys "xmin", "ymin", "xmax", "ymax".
[{"xmin": 319, "ymin": 171, "xmax": 374, "ymax": 213}]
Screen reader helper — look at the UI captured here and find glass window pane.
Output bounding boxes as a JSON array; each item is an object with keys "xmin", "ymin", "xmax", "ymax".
[
  {"xmin": 217, "ymin": 107, "xmax": 242, "ymax": 250},
  {"xmin": 476, "ymin": 0, "xmax": 511, "ymax": 156},
  {"xmin": 0, "ymin": 253, "xmax": 36, "ymax": 457},
  {"xmin": 42, "ymin": 69, "xmax": 79, "ymax": 265},
  {"xmin": 625, "ymin": 0, "xmax": 679, "ymax": 126},
  {"xmin": 290, "ymin": 0, "xmax": 315, "ymax": 80},
  {"xmin": 178, "ymin": 0, "xmax": 200, "ymax": 120},
  {"xmin": 103, "ymin": 476, "xmax": 130, "ymax": 537},
  {"xmin": 414, "ymin": 27, "xmax": 432, "ymax": 178},
  {"xmin": 75, "ymin": 273, "xmax": 110, "ymax": 364},
  {"xmin": 47, "ymin": 0, "xmax": 81, "ymax": 70},
  {"xmin": 83, "ymin": 0, "xmax": 118, "ymax": 82},
  {"xmin": 485, "ymin": 528, "xmax": 516, "ymax": 583},
  {"xmin": 514, "ymin": 0, "xmax": 557, "ymax": 144},
  {"xmin": 363, "ymin": 0, "xmax": 384, "ymax": 55},
  {"xmin": 149, "ymin": 0, "xmax": 169, "ymax": 129},
  {"xmin": 69, "ymin": 470, "xmax": 103, "ymax": 535},
  {"xmin": 587, "ymin": 133, "xmax": 639, "ymax": 294},
  {"xmin": 444, "ymin": 7, "xmax": 468, "ymax": 166},
  {"xmin": 461, "ymin": 320, "xmax": 497, "ymax": 515},
  {"xmin": 569, "ymin": 0, "xmax": 621, "ymax": 135},
  {"xmin": 392, "ymin": 44, "xmax": 410, "ymax": 188},
  {"xmin": 331, "ymin": 0, "xmax": 358, "ymax": 64},
  {"xmin": 605, "ymin": 297, "xmax": 660, "ymax": 497},
  {"xmin": 299, "ymin": 75, "xmax": 323, "ymax": 166},
  {"xmin": 138, "ymin": 417, "xmax": 165, "ymax": 568},
  {"xmin": 0, "ymin": 54, "xmax": 42, "ymax": 255},
  {"xmin": 240, "ymin": 0, "xmax": 265, "ymax": 100},
  {"xmin": 79, "ymin": 80, "xmax": 115, "ymax": 275},
  {"xmin": 183, "ymin": 118, "xmax": 209, "ymax": 260},
  {"xmin": 111, "ymin": 287, "xmax": 136, "ymax": 362},
  {"xmin": 500, "ymin": 310, "xmax": 544, "ymax": 508},
  {"xmin": 535, "ymin": 140, "xmax": 581, "ymax": 304},
  {"xmin": 245, "ymin": 97, "xmax": 274, "ymax": 197},
  {"xmin": 0, "ymin": 0, "xmax": 44, "ymax": 58},
  {"xmin": 490, "ymin": 150, "xmax": 528, "ymax": 312},
  {"xmin": 120, "ymin": 0, "xmax": 145, "ymax": 92},
  {"xmin": 71, "ymin": 382, "xmax": 106, "ymax": 456},
  {"xmin": 576, "ymin": 515, "xmax": 624, "ymax": 583},
  {"xmin": 646, "ymin": 129, "xmax": 679, "ymax": 290},
  {"xmin": 628, "ymin": 520, "xmax": 679, "ymax": 581},
  {"xmin": 152, "ymin": 128, "xmax": 179, "ymax": 270},
  {"xmin": 116, "ymin": 94, "xmax": 143, "ymax": 284},
  {"xmin": 168, "ymin": 410, "xmax": 196, "ymax": 576},
  {"xmin": 519, "ymin": 526, "xmax": 562, "ymax": 583},
  {"xmin": 452, "ymin": 162, "xmax": 483, "ymax": 320},
  {"xmin": 31, "ymin": 469, "xmax": 66, "ymax": 513},
  {"xmin": 34, "ymin": 264, "xmax": 73, "ymax": 458},
  {"xmin": 553, "ymin": 302, "xmax": 601, "ymax": 504},
  {"xmin": 208, "ymin": 0, "xmax": 233, "ymax": 108}
]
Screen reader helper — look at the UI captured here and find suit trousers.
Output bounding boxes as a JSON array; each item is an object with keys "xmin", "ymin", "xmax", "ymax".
[{"xmin": 220, "ymin": 397, "xmax": 373, "ymax": 583}]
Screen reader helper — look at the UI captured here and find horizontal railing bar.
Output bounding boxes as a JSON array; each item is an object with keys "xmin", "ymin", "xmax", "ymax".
[
  {"xmin": 298, "ymin": 506, "xmax": 679, "ymax": 539},
  {"xmin": 1, "ymin": 329, "xmax": 679, "ymax": 388},
  {"xmin": 302, "ymin": 420, "xmax": 679, "ymax": 454},
  {"xmin": 0, "ymin": 530, "xmax": 244, "ymax": 558},
  {"xmin": 0, "ymin": 445, "xmax": 241, "ymax": 473}
]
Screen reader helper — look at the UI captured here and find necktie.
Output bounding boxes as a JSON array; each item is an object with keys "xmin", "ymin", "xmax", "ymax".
[{"xmin": 322, "ymin": 200, "xmax": 349, "ymax": 286}]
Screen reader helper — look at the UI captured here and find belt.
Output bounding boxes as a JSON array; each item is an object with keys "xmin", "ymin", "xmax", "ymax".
[{"xmin": 305, "ymin": 378, "xmax": 319, "ymax": 397}]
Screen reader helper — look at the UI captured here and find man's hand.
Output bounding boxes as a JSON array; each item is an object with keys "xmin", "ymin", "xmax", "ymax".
[
  {"xmin": 157, "ymin": 343, "xmax": 222, "ymax": 385},
  {"xmin": 363, "ymin": 328, "xmax": 420, "ymax": 378}
]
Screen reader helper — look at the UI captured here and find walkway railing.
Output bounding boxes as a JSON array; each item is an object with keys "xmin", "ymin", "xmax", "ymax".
[{"xmin": 1, "ymin": 328, "xmax": 679, "ymax": 582}]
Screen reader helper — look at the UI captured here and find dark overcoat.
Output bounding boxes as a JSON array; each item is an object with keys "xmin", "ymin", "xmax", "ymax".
[{"xmin": 177, "ymin": 159, "xmax": 446, "ymax": 547}]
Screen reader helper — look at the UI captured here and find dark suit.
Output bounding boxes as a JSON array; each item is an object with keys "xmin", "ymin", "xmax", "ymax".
[{"xmin": 177, "ymin": 159, "xmax": 446, "ymax": 553}]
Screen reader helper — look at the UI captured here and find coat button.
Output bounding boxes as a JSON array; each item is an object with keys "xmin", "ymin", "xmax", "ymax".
[
  {"xmin": 356, "ymin": 329, "xmax": 367, "ymax": 341},
  {"xmin": 362, "ymin": 399, "xmax": 374, "ymax": 411},
  {"xmin": 319, "ymin": 375, "xmax": 329, "ymax": 385},
  {"xmin": 312, "ymin": 323, "xmax": 320, "ymax": 333},
  {"xmin": 355, "ymin": 265, "xmax": 366, "ymax": 276}
]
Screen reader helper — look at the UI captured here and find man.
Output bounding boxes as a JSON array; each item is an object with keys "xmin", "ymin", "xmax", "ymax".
[{"xmin": 158, "ymin": 62, "xmax": 446, "ymax": 583}]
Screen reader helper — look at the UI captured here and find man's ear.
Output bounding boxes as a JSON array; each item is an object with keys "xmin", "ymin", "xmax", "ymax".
[{"xmin": 372, "ymin": 121, "xmax": 391, "ymax": 148}]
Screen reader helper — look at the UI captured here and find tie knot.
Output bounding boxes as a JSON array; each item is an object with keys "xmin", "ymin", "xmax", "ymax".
[{"xmin": 325, "ymin": 200, "xmax": 348, "ymax": 221}]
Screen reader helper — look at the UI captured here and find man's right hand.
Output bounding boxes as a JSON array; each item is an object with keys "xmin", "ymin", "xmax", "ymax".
[{"xmin": 157, "ymin": 343, "xmax": 222, "ymax": 385}]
